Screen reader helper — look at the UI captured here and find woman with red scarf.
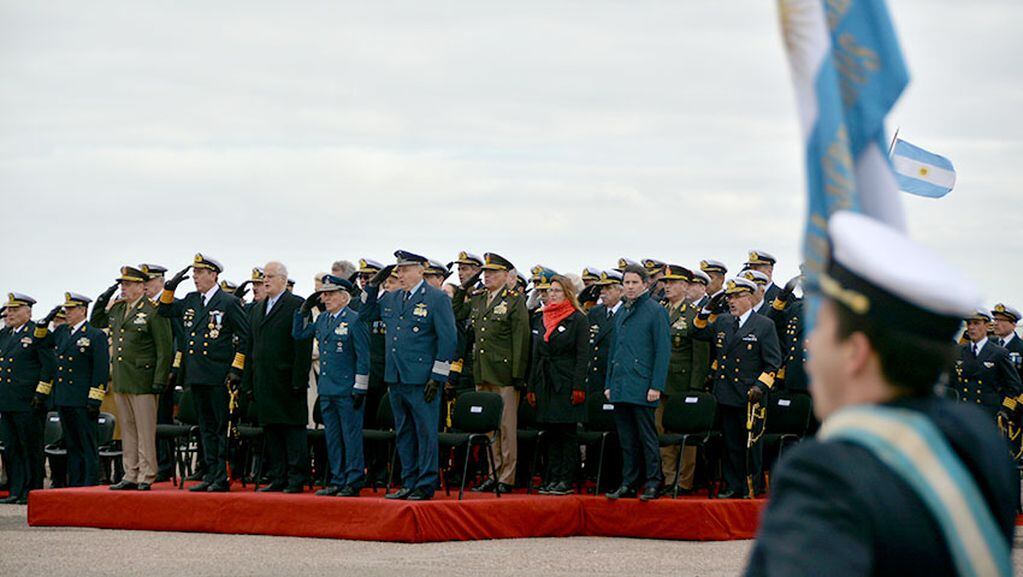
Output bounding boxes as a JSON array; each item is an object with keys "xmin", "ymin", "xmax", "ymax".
[{"xmin": 527, "ymin": 275, "xmax": 589, "ymax": 495}]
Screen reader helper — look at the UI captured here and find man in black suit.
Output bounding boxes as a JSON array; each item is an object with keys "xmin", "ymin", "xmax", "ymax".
[
  {"xmin": 955, "ymin": 308, "xmax": 1022, "ymax": 420},
  {"xmin": 693, "ymin": 277, "xmax": 782, "ymax": 498},
  {"xmin": 246, "ymin": 261, "xmax": 314, "ymax": 493},
  {"xmin": 158, "ymin": 254, "xmax": 251, "ymax": 492}
]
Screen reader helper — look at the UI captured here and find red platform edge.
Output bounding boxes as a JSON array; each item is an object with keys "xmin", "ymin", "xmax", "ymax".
[{"xmin": 27, "ymin": 482, "xmax": 766, "ymax": 543}]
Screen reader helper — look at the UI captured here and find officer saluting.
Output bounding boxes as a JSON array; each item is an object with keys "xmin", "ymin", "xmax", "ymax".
[
  {"xmin": 955, "ymin": 309, "xmax": 1022, "ymax": 420},
  {"xmin": 34, "ymin": 293, "xmax": 109, "ymax": 487},
  {"xmin": 91, "ymin": 266, "xmax": 173, "ymax": 491},
  {"xmin": 746, "ymin": 211, "xmax": 1016, "ymax": 577},
  {"xmin": 361, "ymin": 250, "xmax": 457, "ymax": 501},
  {"xmin": 451, "ymin": 252, "xmax": 530, "ymax": 494},
  {"xmin": 0, "ymin": 293, "xmax": 55, "ymax": 503},
  {"xmin": 158, "ymin": 254, "xmax": 251, "ymax": 493},
  {"xmin": 293, "ymin": 275, "xmax": 370, "ymax": 497},
  {"xmin": 693, "ymin": 276, "xmax": 781, "ymax": 498}
]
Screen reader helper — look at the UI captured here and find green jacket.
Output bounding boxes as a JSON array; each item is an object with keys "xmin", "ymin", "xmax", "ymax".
[
  {"xmin": 92, "ymin": 297, "xmax": 173, "ymax": 394},
  {"xmin": 663, "ymin": 300, "xmax": 710, "ymax": 395},
  {"xmin": 453, "ymin": 286, "xmax": 530, "ymax": 387}
]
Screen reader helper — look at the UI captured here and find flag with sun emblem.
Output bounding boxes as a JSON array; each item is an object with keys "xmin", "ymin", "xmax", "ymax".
[{"xmin": 891, "ymin": 138, "xmax": 956, "ymax": 198}]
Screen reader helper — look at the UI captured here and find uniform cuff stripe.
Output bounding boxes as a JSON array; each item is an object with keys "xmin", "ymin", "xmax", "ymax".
[
  {"xmin": 354, "ymin": 375, "xmax": 369, "ymax": 390},
  {"xmin": 88, "ymin": 387, "xmax": 106, "ymax": 401},
  {"xmin": 159, "ymin": 289, "xmax": 175, "ymax": 305},
  {"xmin": 36, "ymin": 381, "xmax": 52, "ymax": 396},
  {"xmin": 757, "ymin": 372, "xmax": 775, "ymax": 389},
  {"xmin": 231, "ymin": 353, "xmax": 245, "ymax": 371}
]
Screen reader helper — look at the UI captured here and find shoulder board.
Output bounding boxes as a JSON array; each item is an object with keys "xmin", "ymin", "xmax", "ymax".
[{"xmin": 471, "ymin": 288, "xmax": 486, "ymax": 297}]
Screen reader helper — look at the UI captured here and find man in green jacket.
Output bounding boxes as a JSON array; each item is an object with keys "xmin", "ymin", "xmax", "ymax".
[
  {"xmin": 658, "ymin": 264, "xmax": 709, "ymax": 494},
  {"xmin": 92, "ymin": 266, "xmax": 173, "ymax": 490},
  {"xmin": 452, "ymin": 253, "xmax": 530, "ymax": 494}
]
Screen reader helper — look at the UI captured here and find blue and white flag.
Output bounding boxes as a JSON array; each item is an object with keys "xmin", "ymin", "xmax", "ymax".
[
  {"xmin": 891, "ymin": 138, "xmax": 956, "ymax": 198},
  {"xmin": 778, "ymin": 0, "xmax": 909, "ymax": 326}
]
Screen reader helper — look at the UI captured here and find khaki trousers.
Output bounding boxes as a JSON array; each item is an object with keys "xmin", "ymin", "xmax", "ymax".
[
  {"xmin": 655, "ymin": 397, "xmax": 696, "ymax": 489},
  {"xmin": 476, "ymin": 383, "xmax": 518, "ymax": 485},
  {"xmin": 114, "ymin": 393, "xmax": 159, "ymax": 484}
]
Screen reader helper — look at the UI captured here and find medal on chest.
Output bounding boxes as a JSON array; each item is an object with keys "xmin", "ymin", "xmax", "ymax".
[
  {"xmin": 208, "ymin": 310, "xmax": 224, "ymax": 339},
  {"xmin": 413, "ymin": 303, "xmax": 428, "ymax": 318},
  {"xmin": 183, "ymin": 308, "xmax": 196, "ymax": 328}
]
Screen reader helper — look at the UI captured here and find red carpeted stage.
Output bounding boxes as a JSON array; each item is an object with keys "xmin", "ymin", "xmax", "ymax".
[{"xmin": 27, "ymin": 482, "xmax": 766, "ymax": 543}]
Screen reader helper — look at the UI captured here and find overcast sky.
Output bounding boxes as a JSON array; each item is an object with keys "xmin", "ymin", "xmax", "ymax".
[{"xmin": 2, "ymin": 1, "xmax": 1021, "ymax": 310}]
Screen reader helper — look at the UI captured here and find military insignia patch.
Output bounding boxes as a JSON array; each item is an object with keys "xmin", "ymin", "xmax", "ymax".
[
  {"xmin": 76, "ymin": 337, "xmax": 91, "ymax": 347},
  {"xmin": 413, "ymin": 303, "xmax": 428, "ymax": 317},
  {"xmin": 335, "ymin": 322, "xmax": 349, "ymax": 336},
  {"xmin": 983, "ymin": 361, "xmax": 994, "ymax": 368},
  {"xmin": 493, "ymin": 302, "xmax": 508, "ymax": 315},
  {"xmin": 133, "ymin": 312, "xmax": 148, "ymax": 325},
  {"xmin": 20, "ymin": 336, "xmax": 32, "ymax": 347}
]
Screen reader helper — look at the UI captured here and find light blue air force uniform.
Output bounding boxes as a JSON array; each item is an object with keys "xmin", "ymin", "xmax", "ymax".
[{"xmin": 293, "ymin": 306, "xmax": 370, "ymax": 488}]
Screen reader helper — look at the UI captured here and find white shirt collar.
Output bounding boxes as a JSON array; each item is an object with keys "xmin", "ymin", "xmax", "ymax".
[
  {"xmin": 608, "ymin": 300, "xmax": 623, "ymax": 315},
  {"xmin": 202, "ymin": 284, "xmax": 219, "ymax": 304},
  {"xmin": 737, "ymin": 308, "xmax": 753, "ymax": 328},
  {"xmin": 266, "ymin": 290, "xmax": 284, "ymax": 312},
  {"xmin": 407, "ymin": 280, "xmax": 424, "ymax": 297},
  {"xmin": 1000, "ymin": 333, "xmax": 1016, "ymax": 347},
  {"xmin": 12, "ymin": 323, "xmax": 26, "ymax": 334},
  {"xmin": 70, "ymin": 319, "xmax": 86, "ymax": 334},
  {"xmin": 973, "ymin": 337, "xmax": 988, "ymax": 353}
]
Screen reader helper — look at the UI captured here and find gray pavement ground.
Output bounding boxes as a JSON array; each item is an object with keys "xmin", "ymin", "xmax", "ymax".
[{"xmin": 1, "ymin": 504, "xmax": 1022, "ymax": 577}]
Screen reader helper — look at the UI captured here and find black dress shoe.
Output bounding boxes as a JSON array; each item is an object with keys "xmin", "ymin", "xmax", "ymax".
[
  {"xmin": 109, "ymin": 480, "xmax": 139, "ymax": 491},
  {"xmin": 717, "ymin": 490, "xmax": 738, "ymax": 499},
  {"xmin": 315, "ymin": 486, "xmax": 342, "ymax": 496},
  {"xmin": 545, "ymin": 482, "xmax": 573, "ymax": 496},
  {"xmin": 496, "ymin": 482, "xmax": 515, "ymax": 495},
  {"xmin": 471, "ymin": 478, "xmax": 497, "ymax": 493},
  {"xmin": 188, "ymin": 481, "xmax": 212, "ymax": 492},
  {"xmin": 282, "ymin": 485, "xmax": 304, "ymax": 494},
  {"xmin": 385, "ymin": 487, "xmax": 414, "ymax": 500},
  {"xmin": 0, "ymin": 496, "xmax": 20, "ymax": 504},
  {"xmin": 15, "ymin": 496, "xmax": 28, "ymax": 505},
  {"xmin": 407, "ymin": 489, "xmax": 433, "ymax": 501},
  {"xmin": 639, "ymin": 486, "xmax": 659, "ymax": 501},
  {"xmin": 536, "ymin": 482, "xmax": 553, "ymax": 495},
  {"xmin": 605, "ymin": 485, "xmax": 636, "ymax": 500},
  {"xmin": 136, "ymin": 483, "xmax": 152, "ymax": 491},
  {"xmin": 257, "ymin": 483, "xmax": 286, "ymax": 493},
  {"xmin": 338, "ymin": 486, "xmax": 361, "ymax": 497},
  {"xmin": 206, "ymin": 482, "xmax": 230, "ymax": 493}
]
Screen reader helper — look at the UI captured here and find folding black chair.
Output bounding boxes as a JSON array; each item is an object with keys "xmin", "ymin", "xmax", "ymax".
[
  {"xmin": 658, "ymin": 391, "xmax": 718, "ymax": 499},
  {"xmin": 516, "ymin": 398, "xmax": 545, "ymax": 494},
  {"xmin": 156, "ymin": 388, "xmax": 200, "ymax": 487},
  {"xmin": 763, "ymin": 392, "xmax": 813, "ymax": 465},
  {"xmin": 576, "ymin": 394, "xmax": 617, "ymax": 494},
  {"xmin": 437, "ymin": 391, "xmax": 504, "ymax": 500},
  {"xmin": 237, "ymin": 403, "xmax": 265, "ymax": 488},
  {"xmin": 362, "ymin": 391, "xmax": 397, "ymax": 492},
  {"xmin": 42, "ymin": 411, "xmax": 65, "ymax": 486},
  {"xmin": 96, "ymin": 412, "xmax": 120, "ymax": 483}
]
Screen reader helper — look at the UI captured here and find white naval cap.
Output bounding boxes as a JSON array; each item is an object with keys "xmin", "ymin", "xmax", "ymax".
[{"xmin": 822, "ymin": 211, "xmax": 980, "ymax": 338}]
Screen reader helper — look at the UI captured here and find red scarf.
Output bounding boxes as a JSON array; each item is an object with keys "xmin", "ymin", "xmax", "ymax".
[{"xmin": 543, "ymin": 300, "xmax": 576, "ymax": 342}]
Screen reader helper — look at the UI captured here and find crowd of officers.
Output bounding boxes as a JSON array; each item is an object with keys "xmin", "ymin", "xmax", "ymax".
[{"xmin": 1, "ymin": 248, "xmax": 1020, "ymax": 504}]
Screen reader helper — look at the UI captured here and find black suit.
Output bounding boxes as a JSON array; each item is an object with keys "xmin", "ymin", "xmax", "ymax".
[
  {"xmin": 158, "ymin": 287, "xmax": 251, "ymax": 486},
  {"xmin": 746, "ymin": 397, "xmax": 1016, "ymax": 577},
  {"xmin": 694, "ymin": 310, "xmax": 782, "ymax": 495},
  {"xmin": 244, "ymin": 292, "xmax": 313, "ymax": 488},
  {"xmin": 954, "ymin": 340, "xmax": 1022, "ymax": 418}
]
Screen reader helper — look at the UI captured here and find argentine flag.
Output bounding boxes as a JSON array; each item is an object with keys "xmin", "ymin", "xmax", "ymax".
[
  {"xmin": 778, "ymin": 0, "xmax": 909, "ymax": 327},
  {"xmin": 891, "ymin": 138, "xmax": 956, "ymax": 198}
]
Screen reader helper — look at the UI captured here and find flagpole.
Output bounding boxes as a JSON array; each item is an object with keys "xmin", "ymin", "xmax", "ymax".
[{"xmin": 887, "ymin": 127, "xmax": 900, "ymax": 156}]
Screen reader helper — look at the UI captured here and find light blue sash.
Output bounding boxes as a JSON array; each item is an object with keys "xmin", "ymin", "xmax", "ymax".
[{"xmin": 819, "ymin": 405, "xmax": 1011, "ymax": 577}]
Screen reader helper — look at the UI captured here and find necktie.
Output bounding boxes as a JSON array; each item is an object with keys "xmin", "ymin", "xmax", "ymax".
[
  {"xmin": 607, "ymin": 309, "xmax": 614, "ymax": 320},
  {"xmin": 997, "ymin": 338, "xmax": 1005, "ymax": 347},
  {"xmin": 972, "ymin": 343, "xmax": 978, "ymax": 356}
]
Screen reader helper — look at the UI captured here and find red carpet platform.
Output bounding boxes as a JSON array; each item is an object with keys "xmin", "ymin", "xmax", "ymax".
[{"xmin": 27, "ymin": 482, "xmax": 765, "ymax": 542}]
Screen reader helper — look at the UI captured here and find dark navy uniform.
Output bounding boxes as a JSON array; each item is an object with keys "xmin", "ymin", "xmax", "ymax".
[
  {"xmin": 0, "ymin": 294, "xmax": 54, "ymax": 502},
  {"xmin": 585, "ymin": 302, "xmax": 618, "ymax": 395},
  {"xmin": 158, "ymin": 255, "xmax": 251, "ymax": 489},
  {"xmin": 765, "ymin": 295, "xmax": 808, "ymax": 393},
  {"xmin": 955, "ymin": 338, "xmax": 1022, "ymax": 418},
  {"xmin": 361, "ymin": 251, "xmax": 457, "ymax": 498},
  {"xmin": 693, "ymin": 279, "xmax": 782, "ymax": 496},
  {"xmin": 46, "ymin": 317, "xmax": 109, "ymax": 486},
  {"xmin": 746, "ymin": 398, "xmax": 1016, "ymax": 577}
]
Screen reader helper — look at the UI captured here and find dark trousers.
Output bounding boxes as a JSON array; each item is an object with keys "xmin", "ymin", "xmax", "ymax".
[
  {"xmin": 613, "ymin": 402, "xmax": 662, "ymax": 490},
  {"xmin": 263, "ymin": 423, "xmax": 308, "ymax": 489},
  {"xmin": 0, "ymin": 410, "xmax": 43, "ymax": 498},
  {"xmin": 58, "ymin": 406, "xmax": 99, "ymax": 487},
  {"xmin": 542, "ymin": 422, "xmax": 578, "ymax": 484},
  {"xmin": 191, "ymin": 384, "xmax": 229, "ymax": 485},
  {"xmin": 720, "ymin": 404, "xmax": 763, "ymax": 495},
  {"xmin": 156, "ymin": 388, "xmax": 176, "ymax": 477},
  {"xmin": 320, "ymin": 395, "xmax": 365, "ymax": 488},
  {"xmin": 389, "ymin": 382, "xmax": 440, "ymax": 492}
]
